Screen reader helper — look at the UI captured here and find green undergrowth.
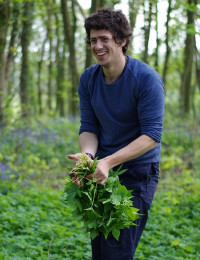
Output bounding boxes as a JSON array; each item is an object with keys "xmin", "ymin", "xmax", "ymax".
[
  {"xmin": 0, "ymin": 116, "xmax": 200, "ymax": 259},
  {"xmin": 0, "ymin": 171, "xmax": 199, "ymax": 260},
  {"xmin": 135, "ymin": 170, "xmax": 200, "ymax": 260},
  {"xmin": 0, "ymin": 185, "xmax": 91, "ymax": 259},
  {"xmin": 0, "ymin": 117, "xmax": 79, "ymax": 193}
]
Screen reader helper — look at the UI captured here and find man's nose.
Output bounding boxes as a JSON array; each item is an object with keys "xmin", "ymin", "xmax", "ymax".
[{"xmin": 95, "ymin": 39, "xmax": 103, "ymax": 49}]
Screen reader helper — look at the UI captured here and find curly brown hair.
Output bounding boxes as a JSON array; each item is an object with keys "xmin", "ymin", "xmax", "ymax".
[{"xmin": 84, "ymin": 8, "xmax": 132, "ymax": 54}]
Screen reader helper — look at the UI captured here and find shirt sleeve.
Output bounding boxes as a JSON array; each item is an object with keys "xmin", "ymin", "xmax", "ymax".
[
  {"xmin": 78, "ymin": 70, "xmax": 99, "ymax": 136},
  {"xmin": 137, "ymin": 72, "xmax": 165, "ymax": 143}
]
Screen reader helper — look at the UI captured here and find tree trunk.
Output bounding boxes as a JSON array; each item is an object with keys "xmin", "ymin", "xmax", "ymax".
[
  {"xmin": 61, "ymin": 0, "xmax": 79, "ymax": 116},
  {"xmin": 19, "ymin": 1, "xmax": 34, "ymax": 117},
  {"xmin": 54, "ymin": 1, "xmax": 65, "ymax": 117},
  {"xmin": 84, "ymin": 0, "xmax": 104, "ymax": 69},
  {"xmin": 180, "ymin": 0, "xmax": 196, "ymax": 114},
  {"xmin": 74, "ymin": 0, "xmax": 86, "ymax": 19},
  {"xmin": 37, "ymin": 36, "xmax": 48, "ymax": 115},
  {"xmin": 142, "ymin": 0, "xmax": 153, "ymax": 64},
  {"xmin": 162, "ymin": 0, "xmax": 172, "ymax": 85},
  {"xmin": 5, "ymin": 2, "xmax": 20, "ymax": 93},
  {"xmin": 56, "ymin": 44, "xmax": 65, "ymax": 117},
  {"xmin": 154, "ymin": 0, "xmax": 159, "ymax": 71},
  {"xmin": 47, "ymin": 3, "xmax": 53, "ymax": 111},
  {"xmin": 0, "ymin": 1, "xmax": 10, "ymax": 123},
  {"xmin": 128, "ymin": 0, "xmax": 141, "ymax": 55},
  {"xmin": 194, "ymin": 36, "xmax": 200, "ymax": 92}
]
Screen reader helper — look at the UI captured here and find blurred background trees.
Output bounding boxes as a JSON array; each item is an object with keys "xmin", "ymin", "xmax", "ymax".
[{"xmin": 0, "ymin": 0, "xmax": 199, "ymax": 124}]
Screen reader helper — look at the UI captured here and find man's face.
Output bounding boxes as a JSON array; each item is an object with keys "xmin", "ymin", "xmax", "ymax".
[{"xmin": 89, "ymin": 29, "xmax": 125, "ymax": 67}]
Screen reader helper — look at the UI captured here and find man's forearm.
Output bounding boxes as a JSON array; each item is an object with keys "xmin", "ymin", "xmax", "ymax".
[
  {"xmin": 79, "ymin": 132, "xmax": 98, "ymax": 157},
  {"xmin": 103, "ymin": 134, "xmax": 158, "ymax": 169}
]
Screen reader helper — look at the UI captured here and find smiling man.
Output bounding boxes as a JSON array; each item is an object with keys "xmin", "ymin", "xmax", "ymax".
[{"xmin": 68, "ymin": 8, "xmax": 165, "ymax": 260}]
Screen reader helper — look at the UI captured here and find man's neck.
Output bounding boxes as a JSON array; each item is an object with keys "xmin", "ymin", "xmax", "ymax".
[{"xmin": 103, "ymin": 55, "xmax": 127, "ymax": 83}]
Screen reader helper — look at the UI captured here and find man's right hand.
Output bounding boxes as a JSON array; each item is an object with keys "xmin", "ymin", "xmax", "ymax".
[
  {"xmin": 68, "ymin": 153, "xmax": 93, "ymax": 185},
  {"xmin": 68, "ymin": 153, "xmax": 82, "ymax": 185},
  {"xmin": 68, "ymin": 153, "xmax": 82, "ymax": 162}
]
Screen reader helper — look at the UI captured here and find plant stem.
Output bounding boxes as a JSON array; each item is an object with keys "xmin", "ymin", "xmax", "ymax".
[{"xmin": 91, "ymin": 182, "xmax": 97, "ymax": 208}]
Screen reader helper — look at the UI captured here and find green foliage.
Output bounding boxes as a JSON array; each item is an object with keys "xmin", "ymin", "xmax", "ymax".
[
  {"xmin": 0, "ymin": 117, "xmax": 79, "ymax": 193},
  {"xmin": 0, "ymin": 116, "xmax": 199, "ymax": 259},
  {"xmin": 135, "ymin": 170, "xmax": 200, "ymax": 260},
  {"xmin": 161, "ymin": 112, "xmax": 200, "ymax": 177},
  {"xmin": 0, "ymin": 187, "xmax": 91, "ymax": 259},
  {"xmin": 64, "ymin": 153, "xmax": 139, "ymax": 241}
]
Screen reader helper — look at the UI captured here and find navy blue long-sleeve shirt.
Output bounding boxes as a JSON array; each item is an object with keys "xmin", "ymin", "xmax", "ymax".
[{"xmin": 78, "ymin": 56, "xmax": 165, "ymax": 165}]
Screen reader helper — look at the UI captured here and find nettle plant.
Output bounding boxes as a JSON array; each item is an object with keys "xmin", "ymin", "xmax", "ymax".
[{"xmin": 64, "ymin": 153, "xmax": 139, "ymax": 240}]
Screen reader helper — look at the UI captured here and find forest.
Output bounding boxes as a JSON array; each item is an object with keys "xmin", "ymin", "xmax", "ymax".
[{"xmin": 0, "ymin": 0, "xmax": 200, "ymax": 259}]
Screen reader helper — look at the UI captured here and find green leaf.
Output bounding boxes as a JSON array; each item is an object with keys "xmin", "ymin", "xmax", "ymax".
[
  {"xmin": 90, "ymin": 230, "xmax": 99, "ymax": 240},
  {"xmin": 112, "ymin": 228, "xmax": 120, "ymax": 241},
  {"xmin": 110, "ymin": 194, "xmax": 122, "ymax": 205}
]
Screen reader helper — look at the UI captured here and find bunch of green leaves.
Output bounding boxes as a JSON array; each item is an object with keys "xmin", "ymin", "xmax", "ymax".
[{"xmin": 64, "ymin": 153, "xmax": 139, "ymax": 241}]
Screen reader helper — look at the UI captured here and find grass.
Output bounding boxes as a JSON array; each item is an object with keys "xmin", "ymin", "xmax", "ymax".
[{"xmin": 0, "ymin": 115, "xmax": 199, "ymax": 259}]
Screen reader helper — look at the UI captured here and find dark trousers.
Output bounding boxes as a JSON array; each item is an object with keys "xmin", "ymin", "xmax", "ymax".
[{"xmin": 91, "ymin": 162, "xmax": 159, "ymax": 260}]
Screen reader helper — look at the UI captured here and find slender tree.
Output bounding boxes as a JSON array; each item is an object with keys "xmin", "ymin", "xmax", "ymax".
[
  {"xmin": 180, "ymin": 0, "xmax": 196, "ymax": 114},
  {"xmin": 74, "ymin": 0, "xmax": 86, "ymax": 19},
  {"xmin": 47, "ymin": 1, "xmax": 53, "ymax": 111},
  {"xmin": 128, "ymin": 0, "xmax": 141, "ymax": 55},
  {"xmin": 84, "ymin": 0, "xmax": 105, "ymax": 69},
  {"xmin": 54, "ymin": 0, "xmax": 65, "ymax": 117},
  {"xmin": 0, "ymin": 1, "xmax": 10, "ymax": 123},
  {"xmin": 56, "ymin": 42, "xmax": 66, "ymax": 117},
  {"xmin": 194, "ymin": 36, "xmax": 200, "ymax": 92},
  {"xmin": 162, "ymin": 0, "xmax": 172, "ymax": 85},
  {"xmin": 19, "ymin": 1, "xmax": 34, "ymax": 117},
  {"xmin": 37, "ymin": 35, "xmax": 48, "ymax": 115},
  {"xmin": 61, "ymin": 0, "xmax": 79, "ymax": 116},
  {"xmin": 142, "ymin": 0, "xmax": 153, "ymax": 64},
  {"xmin": 5, "ymin": 2, "xmax": 20, "ymax": 93},
  {"xmin": 154, "ymin": 0, "xmax": 159, "ymax": 71}
]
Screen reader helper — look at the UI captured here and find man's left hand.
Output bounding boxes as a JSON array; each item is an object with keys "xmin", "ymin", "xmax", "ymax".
[{"xmin": 88, "ymin": 159, "xmax": 110, "ymax": 185}]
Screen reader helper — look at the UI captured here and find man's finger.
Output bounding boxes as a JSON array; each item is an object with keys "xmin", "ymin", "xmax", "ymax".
[
  {"xmin": 68, "ymin": 154, "xmax": 78, "ymax": 159},
  {"xmin": 86, "ymin": 174, "xmax": 94, "ymax": 180},
  {"xmin": 72, "ymin": 176, "xmax": 81, "ymax": 186},
  {"xmin": 98, "ymin": 179, "xmax": 105, "ymax": 185}
]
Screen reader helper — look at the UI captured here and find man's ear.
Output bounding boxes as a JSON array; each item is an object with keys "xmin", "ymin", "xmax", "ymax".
[
  {"xmin": 116, "ymin": 38, "xmax": 127, "ymax": 47},
  {"xmin": 121, "ymin": 39, "xmax": 127, "ymax": 47}
]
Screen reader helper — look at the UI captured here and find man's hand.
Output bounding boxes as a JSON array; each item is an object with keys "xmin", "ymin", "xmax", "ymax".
[
  {"xmin": 88, "ymin": 159, "xmax": 110, "ymax": 185},
  {"xmin": 68, "ymin": 153, "xmax": 82, "ymax": 185},
  {"xmin": 68, "ymin": 153, "xmax": 82, "ymax": 162},
  {"xmin": 68, "ymin": 153, "xmax": 110, "ymax": 185},
  {"xmin": 68, "ymin": 153, "xmax": 94, "ymax": 162},
  {"xmin": 68, "ymin": 153, "xmax": 93, "ymax": 185}
]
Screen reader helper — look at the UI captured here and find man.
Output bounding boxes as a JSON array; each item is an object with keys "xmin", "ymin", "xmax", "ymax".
[{"xmin": 68, "ymin": 8, "xmax": 165, "ymax": 260}]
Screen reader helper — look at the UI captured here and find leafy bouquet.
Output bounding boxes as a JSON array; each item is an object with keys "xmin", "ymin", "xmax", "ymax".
[{"xmin": 64, "ymin": 153, "xmax": 139, "ymax": 240}]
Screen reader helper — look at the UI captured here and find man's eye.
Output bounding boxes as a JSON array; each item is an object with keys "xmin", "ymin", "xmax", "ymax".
[
  {"xmin": 90, "ymin": 39, "xmax": 96, "ymax": 44},
  {"xmin": 102, "ymin": 38, "xmax": 109, "ymax": 42}
]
